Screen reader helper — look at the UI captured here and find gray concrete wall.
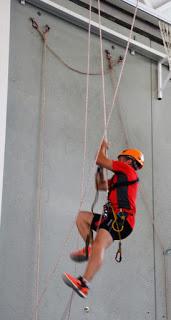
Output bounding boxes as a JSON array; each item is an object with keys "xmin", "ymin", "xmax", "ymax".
[{"xmin": 0, "ymin": 1, "xmax": 171, "ymax": 319}]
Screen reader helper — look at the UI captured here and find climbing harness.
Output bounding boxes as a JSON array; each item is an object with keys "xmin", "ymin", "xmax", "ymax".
[
  {"xmin": 111, "ymin": 206, "xmax": 127, "ymax": 263},
  {"xmin": 89, "ymin": 172, "xmax": 139, "ymax": 263},
  {"xmin": 108, "ymin": 177, "xmax": 139, "ymax": 262},
  {"xmin": 101, "ymin": 201, "xmax": 126, "ymax": 263}
]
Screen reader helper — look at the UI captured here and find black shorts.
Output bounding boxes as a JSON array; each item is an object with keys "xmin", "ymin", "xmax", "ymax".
[{"xmin": 91, "ymin": 211, "xmax": 133, "ymax": 241}]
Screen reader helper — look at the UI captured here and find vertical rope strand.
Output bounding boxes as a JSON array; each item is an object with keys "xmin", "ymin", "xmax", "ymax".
[
  {"xmin": 81, "ymin": 0, "xmax": 140, "ymax": 203},
  {"xmin": 30, "ymin": 2, "xmax": 140, "ymax": 316},
  {"xmin": 97, "ymin": 0, "xmax": 107, "ymax": 138},
  {"xmin": 97, "ymin": 0, "xmax": 109, "ymax": 192},
  {"xmin": 106, "ymin": 0, "xmax": 139, "ymax": 129},
  {"xmin": 31, "ymin": 3, "xmax": 92, "ymax": 317},
  {"xmin": 34, "ymin": 36, "xmax": 48, "ymax": 320},
  {"xmin": 159, "ymin": 21, "xmax": 171, "ymax": 71},
  {"xmin": 79, "ymin": 0, "xmax": 92, "ymax": 210},
  {"xmin": 107, "ymin": 59, "xmax": 129, "ymax": 147}
]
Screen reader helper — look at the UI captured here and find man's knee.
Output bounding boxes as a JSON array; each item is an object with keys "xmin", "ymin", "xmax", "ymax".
[
  {"xmin": 76, "ymin": 211, "xmax": 82, "ymax": 228},
  {"xmin": 76, "ymin": 211, "xmax": 93, "ymax": 228},
  {"xmin": 94, "ymin": 229, "xmax": 113, "ymax": 249}
]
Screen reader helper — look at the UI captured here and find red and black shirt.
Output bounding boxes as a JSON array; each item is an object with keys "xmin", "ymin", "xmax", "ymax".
[{"xmin": 108, "ymin": 160, "xmax": 139, "ymax": 229}]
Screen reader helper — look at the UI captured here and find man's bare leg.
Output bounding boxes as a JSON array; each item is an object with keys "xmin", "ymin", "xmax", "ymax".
[
  {"xmin": 76, "ymin": 211, "xmax": 94, "ymax": 242},
  {"xmin": 83, "ymin": 228, "xmax": 113, "ymax": 282},
  {"xmin": 63, "ymin": 228, "xmax": 113, "ymax": 298}
]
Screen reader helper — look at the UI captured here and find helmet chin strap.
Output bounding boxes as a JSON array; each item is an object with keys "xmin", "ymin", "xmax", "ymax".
[
  {"xmin": 122, "ymin": 156, "xmax": 139, "ymax": 171},
  {"xmin": 132, "ymin": 160, "xmax": 139, "ymax": 171}
]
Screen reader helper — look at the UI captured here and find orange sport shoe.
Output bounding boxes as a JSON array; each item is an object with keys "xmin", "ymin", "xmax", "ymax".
[
  {"xmin": 70, "ymin": 246, "xmax": 91, "ymax": 262},
  {"xmin": 62, "ymin": 272, "xmax": 89, "ymax": 298}
]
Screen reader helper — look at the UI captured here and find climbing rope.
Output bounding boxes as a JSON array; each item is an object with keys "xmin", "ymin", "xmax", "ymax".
[
  {"xmin": 61, "ymin": 1, "xmax": 93, "ymax": 318},
  {"xmin": 85, "ymin": 0, "xmax": 111, "ymax": 252},
  {"xmin": 105, "ymin": 44, "xmax": 166, "ymax": 251},
  {"xmin": 97, "ymin": 0, "xmax": 109, "ymax": 192},
  {"xmin": 60, "ymin": 291, "xmax": 75, "ymax": 320},
  {"xmin": 31, "ymin": 1, "xmax": 93, "ymax": 319},
  {"xmin": 105, "ymin": 22, "xmax": 168, "ymax": 317},
  {"xmin": 79, "ymin": 0, "xmax": 92, "ymax": 210},
  {"xmin": 30, "ymin": 1, "xmax": 169, "ymax": 319},
  {"xmin": 34, "ymin": 23, "xmax": 49, "ymax": 320},
  {"xmin": 30, "ymin": 1, "xmax": 140, "ymax": 318},
  {"xmin": 105, "ymin": 49, "xmax": 129, "ymax": 146},
  {"xmin": 30, "ymin": 18, "xmax": 120, "ymax": 76},
  {"xmin": 106, "ymin": 30, "xmax": 167, "ymax": 267},
  {"xmin": 78, "ymin": 0, "xmax": 140, "ymax": 218}
]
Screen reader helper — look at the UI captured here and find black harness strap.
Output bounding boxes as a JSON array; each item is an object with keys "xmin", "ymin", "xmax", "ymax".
[
  {"xmin": 110, "ymin": 177, "xmax": 139, "ymax": 188},
  {"xmin": 108, "ymin": 177, "xmax": 139, "ymax": 198}
]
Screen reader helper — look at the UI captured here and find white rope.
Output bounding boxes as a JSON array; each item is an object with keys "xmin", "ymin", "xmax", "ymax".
[
  {"xmin": 79, "ymin": 0, "xmax": 140, "ymax": 209},
  {"xmin": 106, "ymin": 0, "xmax": 139, "ymax": 130},
  {"xmin": 34, "ymin": 34, "xmax": 48, "ymax": 320},
  {"xmin": 97, "ymin": 0, "xmax": 107, "ymax": 138},
  {"xmin": 97, "ymin": 0, "xmax": 109, "ymax": 193},
  {"xmin": 79, "ymin": 0, "xmax": 92, "ymax": 209},
  {"xmin": 31, "ymin": 3, "xmax": 92, "ymax": 317},
  {"xmin": 107, "ymin": 51, "xmax": 165, "ymax": 250},
  {"xmin": 107, "ymin": 39, "xmax": 169, "ymax": 317},
  {"xmin": 106, "ymin": 54, "xmax": 129, "ymax": 146},
  {"xmin": 159, "ymin": 20, "xmax": 171, "ymax": 71},
  {"xmin": 31, "ymin": 1, "xmax": 140, "ymax": 315},
  {"xmin": 31, "ymin": 222, "xmax": 75, "ymax": 320}
]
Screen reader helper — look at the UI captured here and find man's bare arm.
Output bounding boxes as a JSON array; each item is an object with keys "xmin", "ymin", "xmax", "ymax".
[
  {"xmin": 96, "ymin": 140, "xmax": 113, "ymax": 171},
  {"xmin": 95, "ymin": 167, "xmax": 108, "ymax": 191}
]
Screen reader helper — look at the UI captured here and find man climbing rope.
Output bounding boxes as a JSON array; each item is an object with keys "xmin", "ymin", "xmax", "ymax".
[{"xmin": 62, "ymin": 139, "xmax": 144, "ymax": 298}]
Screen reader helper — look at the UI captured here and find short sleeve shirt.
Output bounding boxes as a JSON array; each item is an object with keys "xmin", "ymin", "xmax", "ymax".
[{"xmin": 108, "ymin": 160, "xmax": 139, "ymax": 228}]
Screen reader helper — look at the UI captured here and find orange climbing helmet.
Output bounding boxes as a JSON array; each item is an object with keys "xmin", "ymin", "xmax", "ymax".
[{"xmin": 118, "ymin": 149, "xmax": 144, "ymax": 169}]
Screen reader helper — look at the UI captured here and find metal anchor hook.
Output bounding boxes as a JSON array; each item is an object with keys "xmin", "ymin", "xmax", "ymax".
[
  {"xmin": 42, "ymin": 24, "xmax": 50, "ymax": 41},
  {"xmin": 43, "ymin": 24, "xmax": 50, "ymax": 34},
  {"xmin": 30, "ymin": 17, "xmax": 38, "ymax": 30},
  {"xmin": 105, "ymin": 49, "xmax": 113, "ymax": 69}
]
